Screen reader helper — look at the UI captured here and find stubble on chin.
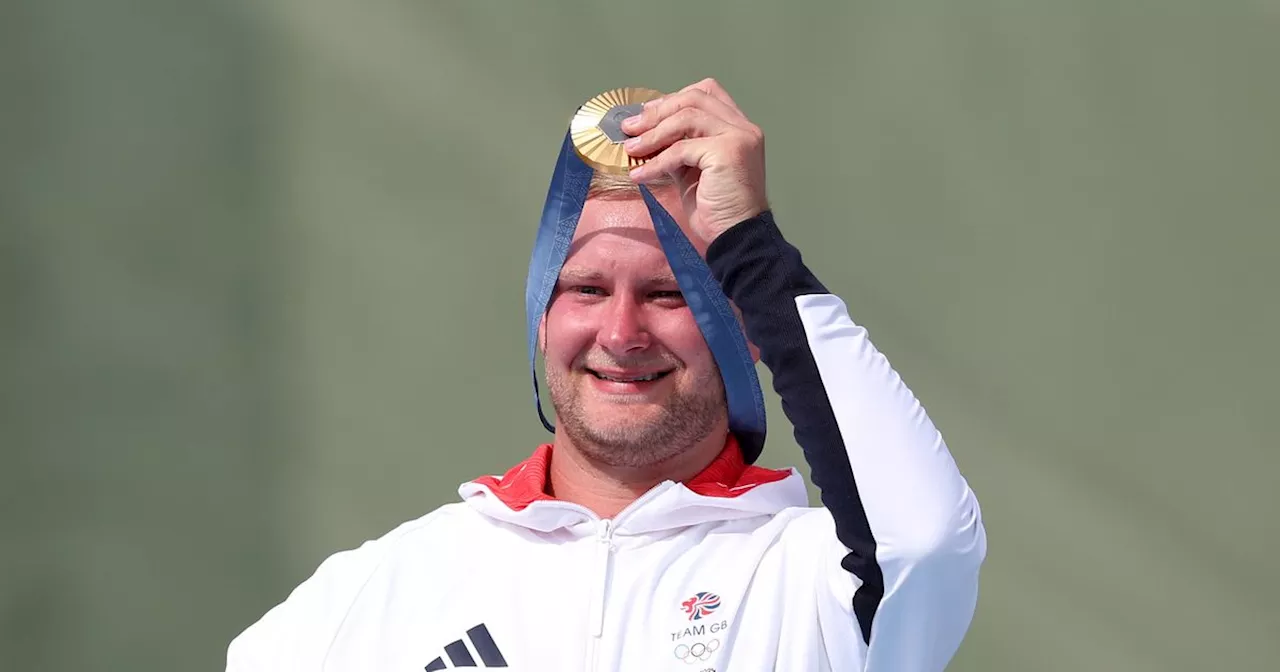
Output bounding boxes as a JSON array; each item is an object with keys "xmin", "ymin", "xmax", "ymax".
[{"xmin": 545, "ymin": 369, "xmax": 725, "ymax": 469}]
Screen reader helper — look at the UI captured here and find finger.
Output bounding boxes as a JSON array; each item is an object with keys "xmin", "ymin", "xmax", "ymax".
[
  {"xmin": 623, "ymin": 107, "xmax": 733, "ymax": 157},
  {"xmin": 629, "ymin": 137, "xmax": 713, "ymax": 183},
  {"xmin": 674, "ymin": 87, "xmax": 751, "ymax": 127},
  {"xmin": 678, "ymin": 78, "xmax": 744, "ymax": 115},
  {"xmin": 629, "ymin": 89, "xmax": 745, "ymax": 132},
  {"xmin": 622, "ymin": 88, "xmax": 748, "ymax": 136}
]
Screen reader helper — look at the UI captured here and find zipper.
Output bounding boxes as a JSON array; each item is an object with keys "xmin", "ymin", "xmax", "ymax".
[
  {"xmin": 586, "ymin": 518, "xmax": 613, "ymax": 670},
  {"xmin": 574, "ymin": 483, "xmax": 671, "ymax": 670},
  {"xmin": 590, "ymin": 519, "xmax": 613, "ymax": 636}
]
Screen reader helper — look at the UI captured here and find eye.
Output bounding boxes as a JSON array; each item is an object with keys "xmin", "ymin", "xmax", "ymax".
[
  {"xmin": 650, "ymin": 290, "xmax": 685, "ymax": 303},
  {"xmin": 572, "ymin": 285, "xmax": 606, "ymax": 296}
]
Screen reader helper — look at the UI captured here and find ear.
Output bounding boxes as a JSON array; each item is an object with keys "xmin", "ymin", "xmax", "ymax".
[
  {"xmin": 537, "ymin": 314, "xmax": 548, "ymax": 355},
  {"xmin": 748, "ymin": 338, "xmax": 761, "ymax": 364}
]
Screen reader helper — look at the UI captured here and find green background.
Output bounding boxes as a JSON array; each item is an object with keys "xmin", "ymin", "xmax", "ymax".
[{"xmin": 3, "ymin": 1, "xmax": 1277, "ymax": 669}]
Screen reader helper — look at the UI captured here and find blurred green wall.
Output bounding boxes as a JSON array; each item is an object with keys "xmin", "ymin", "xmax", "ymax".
[{"xmin": 3, "ymin": 1, "xmax": 1277, "ymax": 669}]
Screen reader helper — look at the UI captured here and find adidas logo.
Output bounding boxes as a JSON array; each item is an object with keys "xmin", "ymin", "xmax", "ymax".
[{"xmin": 424, "ymin": 623, "xmax": 508, "ymax": 669}]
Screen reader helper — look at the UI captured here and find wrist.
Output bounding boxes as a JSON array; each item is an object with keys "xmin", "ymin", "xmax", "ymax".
[{"xmin": 705, "ymin": 201, "xmax": 770, "ymax": 243}]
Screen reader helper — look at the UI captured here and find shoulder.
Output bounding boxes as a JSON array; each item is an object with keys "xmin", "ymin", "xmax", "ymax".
[
  {"xmin": 773, "ymin": 507, "xmax": 858, "ymax": 570},
  {"xmin": 225, "ymin": 503, "xmax": 481, "ymax": 671},
  {"xmin": 293, "ymin": 502, "xmax": 481, "ymax": 593},
  {"xmin": 773, "ymin": 505, "xmax": 842, "ymax": 548}
]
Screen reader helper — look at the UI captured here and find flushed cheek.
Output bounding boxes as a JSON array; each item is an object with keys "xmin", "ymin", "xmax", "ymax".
[
  {"xmin": 543, "ymin": 313, "xmax": 596, "ymax": 369},
  {"xmin": 647, "ymin": 320, "xmax": 708, "ymax": 365}
]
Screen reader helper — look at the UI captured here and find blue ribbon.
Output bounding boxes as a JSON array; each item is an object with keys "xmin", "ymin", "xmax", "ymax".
[{"xmin": 524, "ymin": 131, "xmax": 767, "ymax": 463}]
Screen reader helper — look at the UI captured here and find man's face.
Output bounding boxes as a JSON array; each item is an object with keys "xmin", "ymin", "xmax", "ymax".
[{"xmin": 542, "ymin": 190, "xmax": 727, "ymax": 468}]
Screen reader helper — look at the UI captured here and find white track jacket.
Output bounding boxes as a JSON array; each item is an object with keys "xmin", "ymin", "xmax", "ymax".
[{"xmin": 225, "ymin": 213, "xmax": 987, "ymax": 671}]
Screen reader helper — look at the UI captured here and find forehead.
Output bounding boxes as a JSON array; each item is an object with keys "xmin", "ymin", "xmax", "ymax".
[
  {"xmin": 570, "ymin": 190, "xmax": 709, "ymax": 258},
  {"xmin": 575, "ymin": 195, "xmax": 658, "ymax": 238}
]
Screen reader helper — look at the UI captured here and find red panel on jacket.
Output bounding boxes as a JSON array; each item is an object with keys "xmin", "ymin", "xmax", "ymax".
[{"xmin": 471, "ymin": 435, "xmax": 791, "ymax": 512}]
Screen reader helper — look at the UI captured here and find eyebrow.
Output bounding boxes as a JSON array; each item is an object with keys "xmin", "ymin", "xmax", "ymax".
[{"xmin": 558, "ymin": 267, "xmax": 679, "ymax": 287}]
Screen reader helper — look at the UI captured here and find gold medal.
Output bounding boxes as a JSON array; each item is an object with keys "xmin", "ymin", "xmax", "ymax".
[{"xmin": 570, "ymin": 87, "xmax": 664, "ymax": 174}]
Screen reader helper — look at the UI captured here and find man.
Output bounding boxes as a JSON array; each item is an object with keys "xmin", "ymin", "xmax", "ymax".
[{"xmin": 226, "ymin": 79, "xmax": 986, "ymax": 671}]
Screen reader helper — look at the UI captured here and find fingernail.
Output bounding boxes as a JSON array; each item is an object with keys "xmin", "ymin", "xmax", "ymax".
[
  {"xmin": 623, "ymin": 135, "xmax": 641, "ymax": 150},
  {"xmin": 622, "ymin": 114, "xmax": 641, "ymax": 128},
  {"xmin": 629, "ymin": 165, "xmax": 645, "ymax": 181}
]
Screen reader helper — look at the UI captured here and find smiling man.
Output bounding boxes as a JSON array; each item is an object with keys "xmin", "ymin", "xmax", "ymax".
[
  {"xmin": 539, "ymin": 181, "xmax": 743, "ymax": 515},
  {"xmin": 226, "ymin": 79, "xmax": 987, "ymax": 671}
]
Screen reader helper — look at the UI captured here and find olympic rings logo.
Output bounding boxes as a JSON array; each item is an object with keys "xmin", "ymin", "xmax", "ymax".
[{"xmin": 674, "ymin": 638, "xmax": 720, "ymax": 663}]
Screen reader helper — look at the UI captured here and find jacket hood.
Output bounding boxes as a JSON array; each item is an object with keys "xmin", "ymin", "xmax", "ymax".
[{"xmin": 458, "ymin": 436, "xmax": 808, "ymax": 536}]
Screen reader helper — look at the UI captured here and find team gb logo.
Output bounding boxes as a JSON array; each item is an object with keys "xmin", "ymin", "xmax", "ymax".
[{"xmin": 680, "ymin": 592, "xmax": 721, "ymax": 621}]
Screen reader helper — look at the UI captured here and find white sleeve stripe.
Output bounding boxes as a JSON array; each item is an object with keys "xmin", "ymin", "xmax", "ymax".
[
  {"xmin": 795, "ymin": 293, "xmax": 986, "ymax": 669},
  {"xmin": 795, "ymin": 293, "xmax": 983, "ymax": 557}
]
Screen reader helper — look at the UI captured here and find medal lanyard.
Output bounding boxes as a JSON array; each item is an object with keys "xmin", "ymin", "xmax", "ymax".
[{"xmin": 523, "ymin": 130, "xmax": 767, "ymax": 463}]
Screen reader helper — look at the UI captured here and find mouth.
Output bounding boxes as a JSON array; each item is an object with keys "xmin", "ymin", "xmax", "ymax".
[{"xmin": 584, "ymin": 368, "xmax": 674, "ymax": 383}]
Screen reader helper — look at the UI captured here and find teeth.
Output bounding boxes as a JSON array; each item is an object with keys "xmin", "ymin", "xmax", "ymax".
[{"xmin": 593, "ymin": 371, "xmax": 664, "ymax": 382}]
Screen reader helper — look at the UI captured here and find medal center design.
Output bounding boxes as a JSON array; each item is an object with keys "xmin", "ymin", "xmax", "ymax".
[{"xmin": 598, "ymin": 102, "xmax": 644, "ymax": 144}]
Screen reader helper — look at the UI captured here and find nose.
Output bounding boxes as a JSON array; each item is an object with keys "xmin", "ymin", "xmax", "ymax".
[{"xmin": 597, "ymin": 293, "xmax": 650, "ymax": 355}]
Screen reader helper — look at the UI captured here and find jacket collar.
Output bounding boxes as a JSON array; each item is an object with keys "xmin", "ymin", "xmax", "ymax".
[{"xmin": 458, "ymin": 436, "xmax": 807, "ymax": 535}]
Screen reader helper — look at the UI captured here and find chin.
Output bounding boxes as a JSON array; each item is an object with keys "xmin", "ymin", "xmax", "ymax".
[
  {"xmin": 584, "ymin": 398, "xmax": 665, "ymax": 428},
  {"xmin": 573, "ymin": 417, "xmax": 684, "ymax": 467},
  {"xmin": 573, "ymin": 393, "xmax": 666, "ymax": 435},
  {"xmin": 583, "ymin": 421, "xmax": 655, "ymax": 447},
  {"xmin": 547, "ymin": 368, "xmax": 726, "ymax": 463}
]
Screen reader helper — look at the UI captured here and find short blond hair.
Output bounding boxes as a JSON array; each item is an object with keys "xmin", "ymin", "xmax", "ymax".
[{"xmin": 587, "ymin": 169, "xmax": 675, "ymax": 200}]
